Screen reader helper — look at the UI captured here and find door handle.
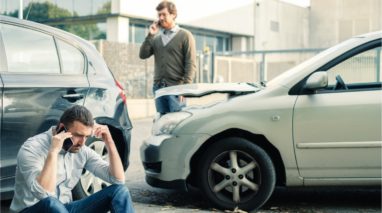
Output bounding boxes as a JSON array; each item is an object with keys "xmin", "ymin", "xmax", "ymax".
[{"xmin": 62, "ymin": 94, "xmax": 84, "ymax": 101}]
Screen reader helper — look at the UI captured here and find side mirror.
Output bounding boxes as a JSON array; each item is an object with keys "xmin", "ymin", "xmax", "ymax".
[{"xmin": 304, "ymin": 71, "xmax": 328, "ymax": 90}]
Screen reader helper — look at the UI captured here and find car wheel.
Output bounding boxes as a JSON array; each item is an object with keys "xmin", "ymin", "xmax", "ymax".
[
  {"xmin": 72, "ymin": 139, "xmax": 111, "ymax": 200},
  {"xmin": 198, "ymin": 137, "xmax": 276, "ymax": 211}
]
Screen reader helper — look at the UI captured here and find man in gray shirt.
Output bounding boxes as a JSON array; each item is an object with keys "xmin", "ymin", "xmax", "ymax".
[
  {"xmin": 10, "ymin": 105, "xmax": 134, "ymax": 213},
  {"xmin": 139, "ymin": 0, "xmax": 196, "ymax": 115}
]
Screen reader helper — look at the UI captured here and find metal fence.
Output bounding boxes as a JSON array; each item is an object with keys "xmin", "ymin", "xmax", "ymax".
[{"xmin": 197, "ymin": 48, "xmax": 325, "ymax": 85}]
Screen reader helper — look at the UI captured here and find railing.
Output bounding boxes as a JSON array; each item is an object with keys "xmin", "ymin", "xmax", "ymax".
[
  {"xmin": 196, "ymin": 48, "xmax": 325, "ymax": 84},
  {"xmin": 94, "ymin": 40, "xmax": 335, "ymax": 98}
]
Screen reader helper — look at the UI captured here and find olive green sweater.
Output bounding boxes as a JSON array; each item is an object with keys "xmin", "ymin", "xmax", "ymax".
[{"xmin": 139, "ymin": 28, "xmax": 196, "ymax": 86}]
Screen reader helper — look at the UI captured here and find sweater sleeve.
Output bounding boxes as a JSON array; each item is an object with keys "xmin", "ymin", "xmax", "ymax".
[
  {"xmin": 139, "ymin": 34, "xmax": 155, "ymax": 59},
  {"xmin": 182, "ymin": 31, "xmax": 197, "ymax": 84}
]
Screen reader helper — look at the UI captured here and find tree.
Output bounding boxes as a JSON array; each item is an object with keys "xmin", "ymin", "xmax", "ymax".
[
  {"xmin": 6, "ymin": 2, "xmax": 103, "ymax": 40},
  {"xmin": 7, "ymin": 2, "xmax": 72, "ymax": 23},
  {"xmin": 97, "ymin": 1, "xmax": 111, "ymax": 15}
]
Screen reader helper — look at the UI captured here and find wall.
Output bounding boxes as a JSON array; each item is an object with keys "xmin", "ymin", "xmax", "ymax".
[
  {"xmin": 309, "ymin": 0, "xmax": 381, "ymax": 48},
  {"xmin": 254, "ymin": 0, "xmax": 310, "ymax": 50},
  {"xmin": 178, "ymin": 4, "xmax": 255, "ymax": 37},
  {"xmin": 95, "ymin": 40, "xmax": 155, "ymax": 98}
]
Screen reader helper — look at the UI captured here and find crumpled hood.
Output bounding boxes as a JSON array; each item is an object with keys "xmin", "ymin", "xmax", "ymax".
[{"xmin": 155, "ymin": 83, "xmax": 261, "ymax": 98}]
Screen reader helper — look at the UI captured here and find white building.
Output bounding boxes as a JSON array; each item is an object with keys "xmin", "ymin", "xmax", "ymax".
[{"xmin": 1, "ymin": 0, "xmax": 379, "ymax": 52}]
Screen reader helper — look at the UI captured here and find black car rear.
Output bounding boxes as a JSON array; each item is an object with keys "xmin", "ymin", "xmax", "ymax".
[{"xmin": 0, "ymin": 15, "xmax": 132, "ymax": 200}]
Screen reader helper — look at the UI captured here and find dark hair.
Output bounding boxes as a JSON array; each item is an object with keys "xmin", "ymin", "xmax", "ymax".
[
  {"xmin": 59, "ymin": 105, "xmax": 94, "ymax": 128},
  {"xmin": 156, "ymin": 1, "xmax": 177, "ymax": 19}
]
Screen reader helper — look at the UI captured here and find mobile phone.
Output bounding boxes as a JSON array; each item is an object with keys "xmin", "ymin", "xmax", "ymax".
[
  {"xmin": 157, "ymin": 20, "xmax": 162, "ymax": 27},
  {"xmin": 56, "ymin": 126, "xmax": 73, "ymax": 151}
]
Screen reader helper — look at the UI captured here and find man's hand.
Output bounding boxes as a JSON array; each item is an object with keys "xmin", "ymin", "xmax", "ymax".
[
  {"xmin": 149, "ymin": 21, "xmax": 160, "ymax": 36},
  {"xmin": 51, "ymin": 131, "xmax": 72, "ymax": 153},
  {"xmin": 37, "ymin": 128, "xmax": 71, "ymax": 193},
  {"xmin": 93, "ymin": 123, "xmax": 125, "ymax": 181},
  {"xmin": 93, "ymin": 124, "xmax": 114, "ymax": 144}
]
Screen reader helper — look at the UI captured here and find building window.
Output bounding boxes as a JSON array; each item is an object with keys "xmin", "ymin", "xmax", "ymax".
[
  {"xmin": 270, "ymin": 20, "xmax": 279, "ymax": 32},
  {"xmin": 217, "ymin": 37, "xmax": 225, "ymax": 52},
  {"xmin": 129, "ymin": 24, "xmax": 148, "ymax": 44},
  {"xmin": 193, "ymin": 33, "xmax": 231, "ymax": 53},
  {"xmin": 135, "ymin": 24, "xmax": 147, "ymax": 44},
  {"xmin": 194, "ymin": 34, "xmax": 205, "ymax": 51}
]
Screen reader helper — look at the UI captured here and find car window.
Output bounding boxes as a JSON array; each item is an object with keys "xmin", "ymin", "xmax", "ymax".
[
  {"xmin": 326, "ymin": 46, "xmax": 382, "ymax": 86},
  {"xmin": 56, "ymin": 39, "xmax": 85, "ymax": 74},
  {"xmin": 0, "ymin": 24, "xmax": 60, "ymax": 73}
]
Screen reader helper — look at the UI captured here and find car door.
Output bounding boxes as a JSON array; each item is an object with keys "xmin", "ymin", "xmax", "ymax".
[
  {"xmin": 293, "ymin": 40, "xmax": 382, "ymax": 179},
  {"xmin": 0, "ymin": 22, "xmax": 89, "ymax": 194}
]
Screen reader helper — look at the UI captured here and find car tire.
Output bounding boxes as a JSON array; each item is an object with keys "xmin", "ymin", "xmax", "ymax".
[
  {"xmin": 198, "ymin": 137, "xmax": 276, "ymax": 211},
  {"xmin": 72, "ymin": 138, "xmax": 111, "ymax": 200}
]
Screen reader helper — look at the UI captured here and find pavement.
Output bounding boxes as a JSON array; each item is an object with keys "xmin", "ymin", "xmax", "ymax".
[{"xmin": 1, "ymin": 117, "xmax": 381, "ymax": 213}]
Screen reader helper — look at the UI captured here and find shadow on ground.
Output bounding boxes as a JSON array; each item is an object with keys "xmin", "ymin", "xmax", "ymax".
[{"xmin": 130, "ymin": 185, "xmax": 381, "ymax": 212}]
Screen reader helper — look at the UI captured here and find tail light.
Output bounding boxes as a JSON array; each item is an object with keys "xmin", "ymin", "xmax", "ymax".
[{"xmin": 115, "ymin": 80, "xmax": 127, "ymax": 105}]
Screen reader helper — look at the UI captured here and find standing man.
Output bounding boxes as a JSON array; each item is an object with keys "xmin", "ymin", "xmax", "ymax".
[
  {"xmin": 139, "ymin": 0, "xmax": 197, "ymax": 115},
  {"xmin": 10, "ymin": 105, "xmax": 134, "ymax": 213}
]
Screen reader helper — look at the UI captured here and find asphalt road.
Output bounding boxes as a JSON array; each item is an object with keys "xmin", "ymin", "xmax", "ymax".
[{"xmin": 2, "ymin": 118, "xmax": 381, "ymax": 213}]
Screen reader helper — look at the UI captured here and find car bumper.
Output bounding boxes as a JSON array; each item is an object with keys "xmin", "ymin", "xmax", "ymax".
[{"xmin": 140, "ymin": 133, "xmax": 210, "ymax": 190}]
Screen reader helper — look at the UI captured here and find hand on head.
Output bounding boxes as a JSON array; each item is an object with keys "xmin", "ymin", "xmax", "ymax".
[{"xmin": 93, "ymin": 123, "xmax": 113, "ymax": 144}]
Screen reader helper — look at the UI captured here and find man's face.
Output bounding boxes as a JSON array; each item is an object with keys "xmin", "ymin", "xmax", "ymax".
[
  {"xmin": 66, "ymin": 121, "xmax": 93, "ymax": 153},
  {"xmin": 157, "ymin": 8, "xmax": 176, "ymax": 29}
]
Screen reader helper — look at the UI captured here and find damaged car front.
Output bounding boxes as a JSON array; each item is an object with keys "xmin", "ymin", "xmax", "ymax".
[{"xmin": 140, "ymin": 83, "xmax": 261, "ymax": 189}]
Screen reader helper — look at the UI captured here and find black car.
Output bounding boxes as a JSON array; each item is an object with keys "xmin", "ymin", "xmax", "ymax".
[{"xmin": 0, "ymin": 15, "xmax": 132, "ymax": 200}]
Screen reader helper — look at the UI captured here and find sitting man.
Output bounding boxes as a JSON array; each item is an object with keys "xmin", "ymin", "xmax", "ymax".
[{"xmin": 10, "ymin": 105, "xmax": 134, "ymax": 213}]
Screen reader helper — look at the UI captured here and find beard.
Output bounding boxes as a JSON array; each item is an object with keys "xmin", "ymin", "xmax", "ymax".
[
  {"xmin": 160, "ymin": 20, "xmax": 174, "ymax": 29},
  {"xmin": 68, "ymin": 145, "xmax": 82, "ymax": 153}
]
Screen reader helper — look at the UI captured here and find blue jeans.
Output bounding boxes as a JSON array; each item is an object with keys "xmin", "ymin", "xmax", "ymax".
[
  {"xmin": 20, "ymin": 184, "xmax": 134, "ymax": 213},
  {"xmin": 153, "ymin": 83, "xmax": 185, "ymax": 115}
]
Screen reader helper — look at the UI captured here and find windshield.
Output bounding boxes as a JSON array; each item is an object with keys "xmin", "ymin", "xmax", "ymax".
[{"xmin": 267, "ymin": 38, "xmax": 359, "ymax": 87}]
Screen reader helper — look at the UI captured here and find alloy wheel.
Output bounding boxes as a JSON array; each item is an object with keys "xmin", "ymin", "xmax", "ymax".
[{"xmin": 208, "ymin": 150, "xmax": 261, "ymax": 204}]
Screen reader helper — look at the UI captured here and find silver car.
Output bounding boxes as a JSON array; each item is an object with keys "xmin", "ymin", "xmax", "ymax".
[{"xmin": 140, "ymin": 31, "xmax": 381, "ymax": 211}]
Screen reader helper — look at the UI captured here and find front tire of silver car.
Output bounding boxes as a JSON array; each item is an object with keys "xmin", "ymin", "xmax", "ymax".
[
  {"xmin": 198, "ymin": 137, "xmax": 276, "ymax": 211},
  {"xmin": 72, "ymin": 139, "xmax": 110, "ymax": 200}
]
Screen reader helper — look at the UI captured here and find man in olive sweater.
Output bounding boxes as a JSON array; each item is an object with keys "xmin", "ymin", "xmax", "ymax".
[{"xmin": 139, "ymin": 1, "xmax": 196, "ymax": 115}]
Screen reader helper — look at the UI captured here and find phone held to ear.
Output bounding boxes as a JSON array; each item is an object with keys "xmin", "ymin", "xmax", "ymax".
[{"xmin": 56, "ymin": 126, "xmax": 73, "ymax": 151}]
